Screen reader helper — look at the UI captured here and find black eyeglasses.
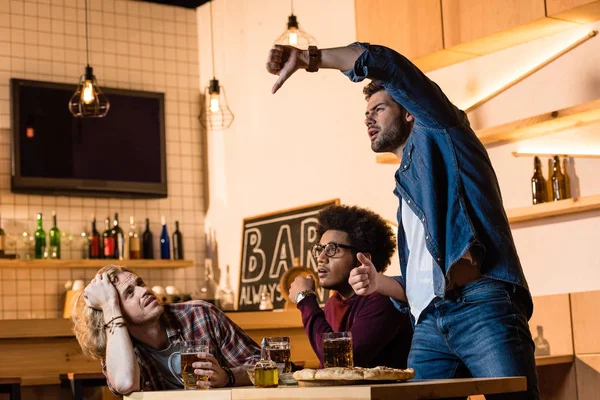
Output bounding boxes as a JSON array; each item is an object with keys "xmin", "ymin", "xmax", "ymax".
[{"xmin": 311, "ymin": 242, "xmax": 357, "ymax": 258}]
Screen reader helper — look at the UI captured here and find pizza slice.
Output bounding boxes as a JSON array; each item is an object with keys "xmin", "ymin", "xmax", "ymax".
[{"xmin": 362, "ymin": 366, "xmax": 415, "ymax": 381}]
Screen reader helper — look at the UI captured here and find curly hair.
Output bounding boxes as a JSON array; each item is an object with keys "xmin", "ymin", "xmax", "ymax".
[
  {"xmin": 316, "ymin": 205, "xmax": 396, "ymax": 273},
  {"xmin": 71, "ymin": 264, "xmax": 134, "ymax": 360}
]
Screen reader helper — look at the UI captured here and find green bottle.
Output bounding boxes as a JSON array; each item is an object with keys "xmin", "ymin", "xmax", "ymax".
[
  {"xmin": 49, "ymin": 211, "xmax": 61, "ymax": 259},
  {"xmin": 34, "ymin": 213, "xmax": 46, "ymax": 259}
]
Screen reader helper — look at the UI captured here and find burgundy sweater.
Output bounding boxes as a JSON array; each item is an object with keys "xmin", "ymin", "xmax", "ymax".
[{"xmin": 297, "ymin": 292, "xmax": 412, "ymax": 368}]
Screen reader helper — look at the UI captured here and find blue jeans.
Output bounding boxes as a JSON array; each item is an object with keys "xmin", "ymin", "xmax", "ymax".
[{"xmin": 408, "ymin": 278, "xmax": 539, "ymax": 400}]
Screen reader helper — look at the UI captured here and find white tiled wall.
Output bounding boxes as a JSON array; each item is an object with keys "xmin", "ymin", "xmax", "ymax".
[{"xmin": 0, "ymin": 0, "xmax": 206, "ymax": 319}]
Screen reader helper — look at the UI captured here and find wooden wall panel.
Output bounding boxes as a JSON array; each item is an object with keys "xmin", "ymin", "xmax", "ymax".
[
  {"xmin": 571, "ymin": 290, "xmax": 600, "ymax": 354},
  {"xmin": 546, "ymin": 0, "xmax": 600, "ymax": 23},
  {"xmin": 442, "ymin": 0, "xmax": 576, "ymax": 55},
  {"xmin": 575, "ymin": 354, "xmax": 600, "ymax": 399},
  {"xmin": 529, "ymin": 293, "xmax": 573, "ymax": 357},
  {"xmin": 355, "ymin": 0, "xmax": 444, "ymax": 59}
]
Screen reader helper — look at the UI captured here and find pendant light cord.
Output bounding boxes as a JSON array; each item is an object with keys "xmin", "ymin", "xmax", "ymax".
[
  {"xmin": 209, "ymin": 0, "xmax": 216, "ymax": 79},
  {"xmin": 291, "ymin": 0, "xmax": 294, "ymax": 14},
  {"xmin": 85, "ymin": 0, "xmax": 90, "ymax": 66}
]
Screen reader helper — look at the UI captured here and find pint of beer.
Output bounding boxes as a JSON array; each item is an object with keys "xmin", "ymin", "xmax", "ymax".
[
  {"xmin": 266, "ymin": 336, "xmax": 292, "ymax": 373},
  {"xmin": 322, "ymin": 332, "xmax": 354, "ymax": 368},
  {"xmin": 181, "ymin": 340, "xmax": 210, "ymax": 390}
]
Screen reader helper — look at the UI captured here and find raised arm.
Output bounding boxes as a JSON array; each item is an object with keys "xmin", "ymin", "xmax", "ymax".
[
  {"xmin": 266, "ymin": 43, "xmax": 463, "ymax": 128},
  {"xmin": 85, "ymin": 273, "xmax": 140, "ymax": 395}
]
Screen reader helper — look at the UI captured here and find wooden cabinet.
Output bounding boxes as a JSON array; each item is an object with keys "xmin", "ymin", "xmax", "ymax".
[
  {"xmin": 546, "ymin": 0, "xmax": 600, "ymax": 23},
  {"xmin": 441, "ymin": 0, "xmax": 575, "ymax": 54},
  {"xmin": 354, "ymin": 0, "xmax": 475, "ymax": 71}
]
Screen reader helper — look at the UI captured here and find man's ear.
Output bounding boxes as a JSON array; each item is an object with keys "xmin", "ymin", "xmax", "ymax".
[{"xmin": 405, "ymin": 110, "xmax": 414, "ymax": 123}]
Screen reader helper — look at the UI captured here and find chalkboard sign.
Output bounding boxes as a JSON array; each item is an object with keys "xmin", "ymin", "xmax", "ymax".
[{"xmin": 238, "ymin": 199, "xmax": 339, "ymax": 311}]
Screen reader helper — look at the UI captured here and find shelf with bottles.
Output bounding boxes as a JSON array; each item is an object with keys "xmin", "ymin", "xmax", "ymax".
[
  {"xmin": 376, "ymin": 98, "xmax": 600, "ymax": 164},
  {"xmin": 507, "ymin": 193, "xmax": 600, "ymax": 224},
  {"xmin": 0, "ymin": 259, "xmax": 194, "ymax": 269}
]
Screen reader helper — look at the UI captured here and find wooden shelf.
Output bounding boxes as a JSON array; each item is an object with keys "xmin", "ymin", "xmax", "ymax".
[
  {"xmin": 376, "ymin": 98, "xmax": 600, "ymax": 164},
  {"xmin": 0, "ymin": 259, "xmax": 194, "ymax": 269},
  {"xmin": 536, "ymin": 354, "xmax": 575, "ymax": 367},
  {"xmin": 507, "ymin": 194, "xmax": 600, "ymax": 224}
]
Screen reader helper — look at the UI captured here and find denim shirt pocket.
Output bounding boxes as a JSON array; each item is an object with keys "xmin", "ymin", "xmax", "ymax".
[{"xmin": 399, "ymin": 143, "xmax": 422, "ymax": 183}]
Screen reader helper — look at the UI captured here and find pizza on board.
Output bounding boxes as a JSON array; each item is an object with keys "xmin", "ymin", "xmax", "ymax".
[{"xmin": 293, "ymin": 366, "xmax": 415, "ymax": 381}]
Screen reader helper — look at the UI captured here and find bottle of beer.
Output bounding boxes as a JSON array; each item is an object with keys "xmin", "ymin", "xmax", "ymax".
[
  {"xmin": 142, "ymin": 218, "xmax": 154, "ymax": 259},
  {"xmin": 546, "ymin": 158, "xmax": 553, "ymax": 202},
  {"xmin": 112, "ymin": 213, "xmax": 125, "ymax": 260},
  {"xmin": 562, "ymin": 157, "xmax": 572, "ymax": 199},
  {"xmin": 531, "ymin": 156, "xmax": 547, "ymax": 205},
  {"xmin": 34, "ymin": 213, "xmax": 46, "ymax": 259},
  {"xmin": 89, "ymin": 216, "xmax": 101, "ymax": 259},
  {"xmin": 551, "ymin": 155, "xmax": 567, "ymax": 201},
  {"xmin": 160, "ymin": 216, "xmax": 170, "ymax": 260},
  {"xmin": 49, "ymin": 211, "xmax": 61, "ymax": 259},
  {"xmin": 172, "ymin": 220, "xmax": 184, "ymax": 260},
  {"xmin": 128, "ymin": 216, "xmax": 141, "ymax": 259},
  {"xmin": 102, "ymin": 216, "xmax": 115, "ymax": 259},
  {"xmin": 0, "ymin": 213, "xmax": 5, "ymax": 257}
]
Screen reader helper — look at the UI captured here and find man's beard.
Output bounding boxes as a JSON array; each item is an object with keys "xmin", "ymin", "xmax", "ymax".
[{"xmin": 371, "ymin": 120, "xmax": 410, "ymax": 153}]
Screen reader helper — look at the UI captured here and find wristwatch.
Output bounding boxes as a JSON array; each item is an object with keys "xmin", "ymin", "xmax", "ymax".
[
  {"xmin": 295, "ymin": 289, "xmax": 316, "ymax": 304},
  {"xmin": 305, "ymin": 46, "xmax": 320, "ymax": 72}
]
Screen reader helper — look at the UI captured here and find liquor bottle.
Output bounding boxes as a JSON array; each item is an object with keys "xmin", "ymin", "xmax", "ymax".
[
  {"xmin": 216, "ymin": 264, "xmax": 235, "ymax": 311},
  {"xmin": 562, "ymin": 157, "xmax": 572, "ymax": 199},
  {"xmin": 546, "ymin": 158, "xmax": 553, "ymax": 202},
  {"xmin": 48, "ymin": 211, "xmax": 61, "ymax": 259},
  {"xmin": 172, "ymin": 220, "xmax": 184, "ymax": 260},
  {"xmin": 112, "ymin": 213, "xmax": 125, "ymax": 260},
  {"xmin": 128, "ymin": 216, "xmax": 141, "ymax": 259},
  {"xmin": 531, "ymin": 156, "xmax": 547, "ymax": 205},
  {"xmin": 88, "ymin": 216, "xmax": 101, "ymax": 259},
  {"xmin": 102, "ymin": 216, "xmax": 115, "ymax": 259},
  {"xmin": 160, "ymin": 216, "xmax": 170, "ymax": 260},
  {"xmin": 34, "ymin": 213, "xmax": 46, "ymax": 259},
  {"xmin": 551, "ymin": 155, "xmax": 567, "ymax": 201},
  {"xmin": 194, "ymin": 263, "xmax": 218, "ymax": 305},
  {"xmin": 0, "ymin": 213, "xmax": 5, "ymax": 257},
  {"xmin": 142, "ymin": 218, "xmax": 154, "ymax": 259}
]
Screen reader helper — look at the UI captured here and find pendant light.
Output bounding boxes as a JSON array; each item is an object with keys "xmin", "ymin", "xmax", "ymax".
[
  {"xmin": 68, "ymin": 0, "xmax": 109, "ymax": 118},
  {"xmin": 199, "ymin": 0, "xmax": 234, "ymax": 130},
  {"xmin": 274, "ymin": 0, "xmax": 316, "ymax": 48}
]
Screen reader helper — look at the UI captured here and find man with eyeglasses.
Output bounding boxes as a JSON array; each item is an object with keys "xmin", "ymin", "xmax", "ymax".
[
  {"xmin": 288, "ymin": 205, "xmax": 412, "ymax": 369},
  {"xmin": 266, "ymin": 43, "xmax": 538, "ymax": 399}
]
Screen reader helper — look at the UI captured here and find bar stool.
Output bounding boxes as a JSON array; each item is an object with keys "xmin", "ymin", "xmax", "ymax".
[
  {"xmin": 60, "ymin": 372, "xmax": 107, "ymax": 400},
  {"xmin": 0, "ymin": 377, "xmax": 21, "ymax": 400}
]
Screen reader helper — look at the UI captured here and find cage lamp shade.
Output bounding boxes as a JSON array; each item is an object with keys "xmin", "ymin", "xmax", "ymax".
[
  {"xmin": 199, "ymin": 78, "xmax": 234, "ymax": 130},
  {"xmin": 274, "ymin": 14, "xmax": 316, "ymax": 48},
  {"xmin": 68, "ymin": 67, "xmax": 110, "ymax": 118}
]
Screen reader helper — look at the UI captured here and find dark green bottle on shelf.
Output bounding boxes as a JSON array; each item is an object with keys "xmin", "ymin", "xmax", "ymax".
[
  {"xmin": 49, "ymin": 211, "xmax": 61, "ymax": 259},
  {"xmin": 34, "ymin": 213, "xmax": 46, "ymax": 259}
]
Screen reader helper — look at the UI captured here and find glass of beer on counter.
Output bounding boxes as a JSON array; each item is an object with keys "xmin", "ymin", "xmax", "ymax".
[
  {"xmin": 266, "ymin": 336, "xmax": 291, "ymax": 373},
  {"xmin": 322, "ymin": 331, "xmax": 354, "ymax": 368},
  {"xmin": 181, "ymin": 340, "xmax": 210, "ymax": 390}
]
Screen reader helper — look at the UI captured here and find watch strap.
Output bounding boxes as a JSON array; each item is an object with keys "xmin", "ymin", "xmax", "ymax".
[{"xmin": 306, "ymin": 46, "xmax": 320, "ymax": 73}]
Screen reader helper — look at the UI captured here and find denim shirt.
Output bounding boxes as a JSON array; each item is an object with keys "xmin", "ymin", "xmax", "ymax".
[{"xmin": 343, "ymin": 43, "xmax": 532, "ymax": 317}]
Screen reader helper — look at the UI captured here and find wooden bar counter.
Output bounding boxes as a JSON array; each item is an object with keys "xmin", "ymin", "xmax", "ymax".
[
  {"xmin": 124, "ymin": 377, "xmax": 527, "ymax": 400},
  {"xmin": 0, "ymin": 310, "xmax": 319, "ymax": 384}
]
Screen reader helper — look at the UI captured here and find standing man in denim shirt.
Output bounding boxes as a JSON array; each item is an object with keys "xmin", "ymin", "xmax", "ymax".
[{"xmin": 266, "ymin": 43, "xmax": 539, "ymax": 399}]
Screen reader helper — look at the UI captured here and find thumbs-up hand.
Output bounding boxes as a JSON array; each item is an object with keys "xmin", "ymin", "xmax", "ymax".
[{"xmin": 349, "ymin": 252, "xmax": 379, "ymax": 296}]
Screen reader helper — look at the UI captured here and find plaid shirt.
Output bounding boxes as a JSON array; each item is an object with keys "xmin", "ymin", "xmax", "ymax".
[{"xmin": 101, "ymin": 301, "xmax": 260, "ymax": 393}]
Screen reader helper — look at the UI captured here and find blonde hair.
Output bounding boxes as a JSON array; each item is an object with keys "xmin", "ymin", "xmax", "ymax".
[{"xmin": 71, "ymin": 264, "xmax": 134, "ymax": 360}]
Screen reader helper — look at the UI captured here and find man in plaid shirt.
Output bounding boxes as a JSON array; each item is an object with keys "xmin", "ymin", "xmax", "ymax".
[{"xmin": 72, "ymin": 265, "xmax": 260, "ymax": 395}]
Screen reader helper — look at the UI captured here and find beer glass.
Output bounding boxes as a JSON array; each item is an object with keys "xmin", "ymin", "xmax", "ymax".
[
  {"xmin": 266, "ymin": 336, "xmax": 291, "ymax": 373},
  {"xmin": 180, "ymin": 340, "xmax": 210, "ymax": 390},
  {"xmin": 322, "ymin": 332, "xmax": 354, "ymax": 368}
]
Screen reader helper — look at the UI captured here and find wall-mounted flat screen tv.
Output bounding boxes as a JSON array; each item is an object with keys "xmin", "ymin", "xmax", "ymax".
[{"xmin": 10, "ymin": 78, "xmax": 167, "ymax": 198}]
